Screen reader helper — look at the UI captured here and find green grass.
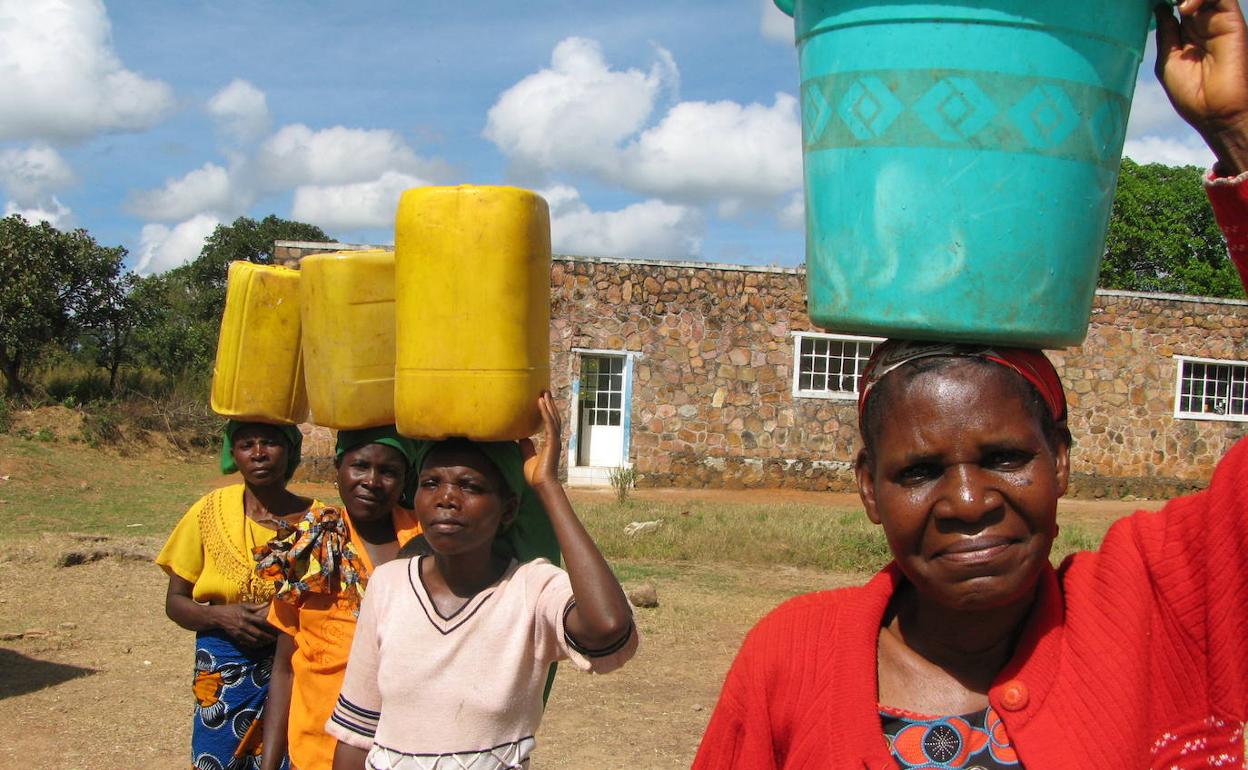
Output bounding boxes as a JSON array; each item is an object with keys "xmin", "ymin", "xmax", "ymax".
[
  {"xmin": 578, "ymin": 499, "xmax": 893, "ymax": 573},
  {"xmin": 0, "ymin": 435, "xmax": 213, "ymax": 539},
  {"xmin": 0, "ymin": 433, "xmax": 1117, "ymax": 574}
]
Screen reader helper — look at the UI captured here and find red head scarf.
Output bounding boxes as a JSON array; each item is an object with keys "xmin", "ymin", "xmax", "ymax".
[{"xmin": 857, "ymin": 340, "xmax": 1067, "ymax": 423}]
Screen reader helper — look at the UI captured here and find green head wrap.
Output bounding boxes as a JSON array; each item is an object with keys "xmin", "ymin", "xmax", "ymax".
[
  {"xmin": 410, "ymin": 439, "xmax": 562, "ymax": 567},
  {"xmin": 335, "ymin": 426, "xmax": 420, "ymax": 508},
  {"xmin": 220, "ymin": 420, "xmax": 304, "ymax": 482}
]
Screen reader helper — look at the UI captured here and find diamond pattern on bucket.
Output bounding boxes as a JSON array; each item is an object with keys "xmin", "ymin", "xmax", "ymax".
[
  {"xmin": 914, "ymin": 77, "xmax": 997, "ymax": 142},
  {"xmin": 836, "ymin": 76, "xmax": 903, "ymax": 140}
]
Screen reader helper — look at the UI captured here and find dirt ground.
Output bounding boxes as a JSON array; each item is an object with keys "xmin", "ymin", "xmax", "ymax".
[
  {"xmin": 0, "ymin": 528, "xmax": 854, "ymax": 770},
  {"xmin": 0, "ymin": 430, "xmax": 1166, "ymax": 770}
]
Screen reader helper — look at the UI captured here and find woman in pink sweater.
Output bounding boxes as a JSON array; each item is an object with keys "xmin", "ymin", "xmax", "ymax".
[
  {"xmin": 694, "ymin": 1, "xmax": 1248, "ymax": 768},
  {"xmin": 327, "ymin": 392, "xmax": 638, "ymax": 769}
]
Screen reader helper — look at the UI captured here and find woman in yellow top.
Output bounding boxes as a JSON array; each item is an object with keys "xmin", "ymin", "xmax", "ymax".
[
  {"xmin": 157, "ymin": 420, "xmax": 315, "ymax": 770},
  {"xmin": 257, "ymin": 427, "xmax": 423, "ymax": 770}
]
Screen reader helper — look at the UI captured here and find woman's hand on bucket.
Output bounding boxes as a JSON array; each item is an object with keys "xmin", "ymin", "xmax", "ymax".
[
  {"xmin": 1156, "ymin": 0, "xmax": 1248, "ymax": 173},
  {"xmin": 521, "ymin": 391, "xmax": 562, "ymax": 493}
]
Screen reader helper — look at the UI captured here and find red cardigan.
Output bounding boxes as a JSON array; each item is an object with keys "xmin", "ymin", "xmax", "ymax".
[{"xmin": 693, "ymin": 179, "xmax": 1248, "ymax": 770}]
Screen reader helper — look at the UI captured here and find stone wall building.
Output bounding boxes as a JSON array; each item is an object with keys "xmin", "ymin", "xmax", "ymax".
[{"xmin": 277, "ymin": 240, "xmax": 1248, "ymax": 497}]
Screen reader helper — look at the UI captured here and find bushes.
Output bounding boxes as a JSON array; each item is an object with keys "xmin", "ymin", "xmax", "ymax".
[
  {"xmin": 0, "ymin": 394, "xmax": 10, "ymax": 433},
  {"xmin": 80, "ymin": 408, "xmax": 123, "ymax": 447}
]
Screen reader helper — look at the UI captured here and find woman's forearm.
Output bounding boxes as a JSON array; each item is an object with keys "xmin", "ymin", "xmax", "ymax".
[
  {"xmin": 533, "ymin": 483, "xmax": 634, "ymax": 649},
  {"xmin": 332, "ymin": 740, "xmax": 369, "ymax": 770},
  {"xmin": 164, "ymin": 576, "xmax": 223, "ymax": 632},
  {"xmin": 260, "ymin": 634, "xmax": 294, "ymax": 770}
]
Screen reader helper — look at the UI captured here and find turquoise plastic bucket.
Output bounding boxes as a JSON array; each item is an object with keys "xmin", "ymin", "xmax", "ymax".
[{"xmin": 776, "ymin": 0, "xmax": 1160, "ymax": 347}]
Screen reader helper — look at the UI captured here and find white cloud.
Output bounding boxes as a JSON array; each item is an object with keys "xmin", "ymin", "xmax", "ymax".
[
  {"xmin": 0, "ymin": 0, "xmax": 174, "ymax": 142},
  {"xmin": 253, "ymin": 124, "xmax": 447, "ymax": 190},
  {"xmin": 291, "ymin": 171, "xmax": 429, "ymax": 231},
  {"xmin": 124, "ymin": 163, "xmax": 237, "ymax": 222},
  {"xmin": 207, "ymin": 79, "xmax": 270, "ymax": 143},
  {"xmin": 620, "ymin": 94, "xmax": 802, "ymax": 202},
  {"xmin": 1125, "ymin": 79, "xmax": 1191, "ymax": 141},
  {"xmin": 542, "ymin": 184, "xmax": 702, "ymax": 259},
  {"xmin": 132, "ymin": 214, "xmax": 220, "ymax": 275},
  {"xmin": 761, "ymin": 0, "xmax": 794, "ymax": 43},
  {"xmin": 1123, "ymin": 62, "xmax": 1216, "ymax": 168},
  {"xmin": 778, "ymin": 191, "xmax": 804, "ymax": 230},
  {"xmin": 1123, "ymin": 136, "xmax": 1214, "ymax": 168},
  {"xmin": 4, "ymin": 197, "xmax": 71, "ymax": 228},
  {"xmin": 486, "ymin": 37, "xmax": 802, "ymax": 216},
  {"xmin": 484, "ymin": 37, "xmax": 675, "ymax": 176},
  {"xmin": 0, "ymin": 145, "xmax": 76, "ymax": 204}
]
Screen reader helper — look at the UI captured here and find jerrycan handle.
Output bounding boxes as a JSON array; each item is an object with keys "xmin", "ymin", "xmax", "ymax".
[{"xmin": 774, "ymin": 0, "xmax": 794, "ymax": 17}]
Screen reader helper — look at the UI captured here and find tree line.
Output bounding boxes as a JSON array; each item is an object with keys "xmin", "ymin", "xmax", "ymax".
[
  {"xmin": 0, "ymin": 215, "xmax": 328, "ymax": 396},
  {"xmin": 0, "ymin": 159, "xmax": 1241, "ymax": 398}
]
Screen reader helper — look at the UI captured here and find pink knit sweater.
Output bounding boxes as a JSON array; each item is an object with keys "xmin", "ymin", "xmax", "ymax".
[{"xmin": 693, "ymin": 179, "xmax": 1248, "ymax": 769}]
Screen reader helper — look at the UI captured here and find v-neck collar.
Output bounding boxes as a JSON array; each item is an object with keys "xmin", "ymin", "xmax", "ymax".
[{"xmin": 407, "ymin": 555, "xmax": 518, "ymax": 636}]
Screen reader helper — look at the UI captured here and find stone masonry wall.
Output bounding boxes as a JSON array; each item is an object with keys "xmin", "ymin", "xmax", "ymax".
[
  {"xmin": 1055, "ymin": 291, "xmax": 1248, "ymax": 498},
  {"xmin": 275, "ymin": 242, "xmax": 1247, "ymax": 496},
  {"xmin": 549, "ymin": 257, "xmax": 860, "ymax": 492}
]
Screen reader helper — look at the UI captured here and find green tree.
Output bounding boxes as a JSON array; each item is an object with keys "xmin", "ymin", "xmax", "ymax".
[
  {"xmin": 0, "ymin": 216, "xmax": 127, "ymax": 395},
  {"xmin": 135, "ymin": 215, "xmax": 331, "ymax": 378},
  {"xmin": 182, "ymin": 215, "xmax": 330, "ymax": 319},
  {"xmin": 81, "ymin": 271, "xmax": 153, "ymax": 392},
  {"xmin": 1100, "ymin": 159, "xmax": 1243, "ymax": 298}
]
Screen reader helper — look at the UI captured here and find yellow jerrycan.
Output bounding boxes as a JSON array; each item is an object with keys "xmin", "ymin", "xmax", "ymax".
[
  {"xmin": 394, "ymin": 185, "xmax": 551, "ymax": 440},
  {"xmin": 210, "ymin": 261, "xmax": 308, "ymax": 424},
  {"xmin": 299, "ymin": 249, "xmax": 397, "ymax": 430}
]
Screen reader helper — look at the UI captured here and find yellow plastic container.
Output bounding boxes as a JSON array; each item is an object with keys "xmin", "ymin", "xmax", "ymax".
[
  {"xmin": 300, "ymin": 249, "xmax": 397, "ymax": 430},
  {"xmin": 394, "ymin": 185, "xmax": 551, "ymax": 440},
  {"xmin": 211, "ymin": 261, "xmax": 308, "ymax": 424}
]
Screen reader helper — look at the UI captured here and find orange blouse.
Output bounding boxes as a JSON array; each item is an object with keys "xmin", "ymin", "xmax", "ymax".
[{"xmin": 268, "ymin": 507, "xmax": 421, "ymax": 770}]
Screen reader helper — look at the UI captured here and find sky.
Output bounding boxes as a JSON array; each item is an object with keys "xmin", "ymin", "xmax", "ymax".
[{"xmin": 0, "ymin": 0, "xmax": 1231, "ymax": 275}]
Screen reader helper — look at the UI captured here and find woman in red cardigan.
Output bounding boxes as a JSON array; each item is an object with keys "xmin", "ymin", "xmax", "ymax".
[{"xmin": 693, "ymin": 1, "xmax": 1248, "ymax": 768}]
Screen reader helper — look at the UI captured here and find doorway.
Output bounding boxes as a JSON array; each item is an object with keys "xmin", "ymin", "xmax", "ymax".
[{"xmin": 569, "ymin": 351, "xmax": 634, "ymax": 485}]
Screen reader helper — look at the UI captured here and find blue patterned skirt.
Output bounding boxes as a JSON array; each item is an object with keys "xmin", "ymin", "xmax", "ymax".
[{"xmin": 190, "ymin": 630, "xmax": 289, "ymax": 770}]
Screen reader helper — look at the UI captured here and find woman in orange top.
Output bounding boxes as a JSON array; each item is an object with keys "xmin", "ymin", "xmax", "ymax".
[
  {"xmin": 157, "ymin": 420, "xmax": 314, "ymax": 770},
  {"xmin": 257, "ymin": 427, "xmax": 422, "ymax": 770}
]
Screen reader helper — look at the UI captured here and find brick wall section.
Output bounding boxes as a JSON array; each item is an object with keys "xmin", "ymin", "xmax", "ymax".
[{"xmin": 275, "ymin": 242, "xmax": 1247, "ymax": 496}]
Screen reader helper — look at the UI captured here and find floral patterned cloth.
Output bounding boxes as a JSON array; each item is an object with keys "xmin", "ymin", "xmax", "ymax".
[
  {"xmin": 191, "ymin": 630, "xmax": 289, "ymax": 770},
  {"xmin": 254, "ymin": 506, "xmax": 367, "ymax": 613},
  {"xmin": 881, "ymin": 704, "xmax": 1019, "ymax": 769}
]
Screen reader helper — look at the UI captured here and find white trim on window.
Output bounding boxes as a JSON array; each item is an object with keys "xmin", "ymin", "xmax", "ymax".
[
  {"xmin": 790, "ymin": 332, "xmax": 884, "ymax": 400},
  {"xmin": 1172, "ymin": 355, "xmax": 1248, "ymax": 423}
]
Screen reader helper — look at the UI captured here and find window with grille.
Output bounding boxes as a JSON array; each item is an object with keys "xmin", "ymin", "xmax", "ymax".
[
  {"xmin": 791, "ymin": 333, "xmax": 882, "ymax": 400},
  {"xmin": 1173, "ymin": 356, "xmax": 1248, "ymax": 422},
  {"xmin": 579, "ymin": 355, "xmax": 625, "ymax": 426}
]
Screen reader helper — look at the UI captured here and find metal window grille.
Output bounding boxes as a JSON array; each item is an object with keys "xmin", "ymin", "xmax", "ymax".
[
  {"xmin": 796, "ymin": 335, "xmax": 878, "ymax": 396},
  {"xmin": 1177, "ymin": 359, "xmax": 1248, "ymax": 418}
]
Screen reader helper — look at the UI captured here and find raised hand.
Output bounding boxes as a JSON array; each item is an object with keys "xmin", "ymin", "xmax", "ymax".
[
  {"xmin": 521, "ymin": 391, "xmax": 562, "ymax": 492},
  {"xmin": 1155, "ymin": 0, "xmax": 1248, "ymax": 171}
]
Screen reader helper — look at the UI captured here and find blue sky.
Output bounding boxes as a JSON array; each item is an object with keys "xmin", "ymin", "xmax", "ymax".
[{"xmin": 0, "ymin": 0, "xmax": 1227, "ymax": 274}]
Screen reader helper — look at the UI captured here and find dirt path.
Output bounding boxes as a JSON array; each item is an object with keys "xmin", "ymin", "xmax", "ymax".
[{"xmin": 0, "ymin": 537, "xmax": 851, "ymax": 770}]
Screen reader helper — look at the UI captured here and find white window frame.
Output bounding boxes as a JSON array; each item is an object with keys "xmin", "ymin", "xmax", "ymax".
[
  {"xmin": 1172, "ymin": 355, "xmax": 1248, "ymax": 423},
  {"xmin": 791, "ymin": 332, "xmax": 884, "ymax": 400}
]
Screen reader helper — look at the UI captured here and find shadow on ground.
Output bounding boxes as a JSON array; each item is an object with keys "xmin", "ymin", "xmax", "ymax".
[{"xmin": 0, "ymin": 647, "xmax": 96, "ymax": 699}]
